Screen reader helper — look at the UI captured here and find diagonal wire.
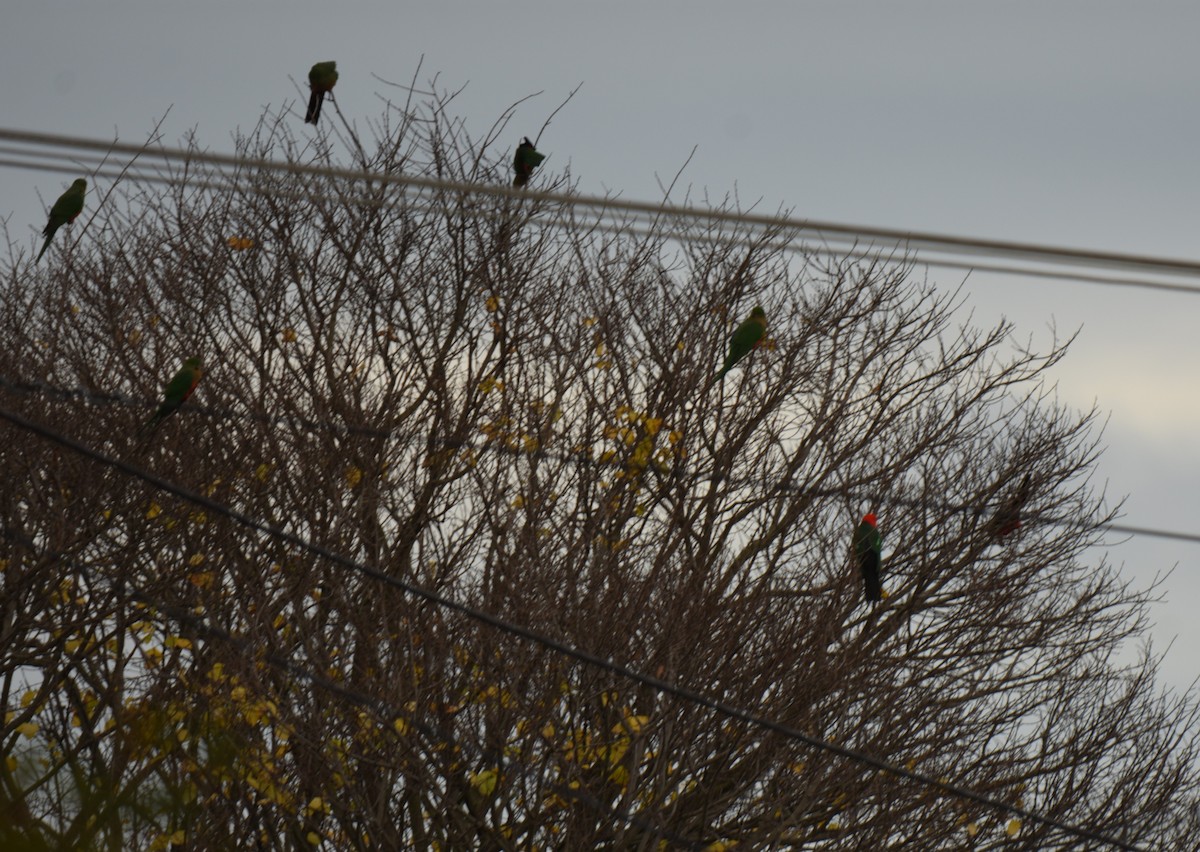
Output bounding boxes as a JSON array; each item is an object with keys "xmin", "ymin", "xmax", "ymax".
[
  {"xmin": 0, "ymin": 527, "xmax": 702, "ymax": 850},
  {"xmin": 0, "ymin": 401, "xmax": 1148, "ymax": 850}
]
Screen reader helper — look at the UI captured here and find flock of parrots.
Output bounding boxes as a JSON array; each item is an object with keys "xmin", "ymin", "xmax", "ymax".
[{"xmin": 27, "ymin": 63, "xmax": 1030, "ymax": 605}]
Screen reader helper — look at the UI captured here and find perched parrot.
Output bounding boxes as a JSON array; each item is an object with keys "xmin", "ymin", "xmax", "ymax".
[
  {"xmin": 990, "ymin": 473, "xmax": 1032, "ymax": 540},
  {"xmin": 36, "ymin": 179, "xmax": 87, "ymax": 263},
  {"xmin": 853, "ymin": 513, "xmax": 883, "ymax": 603},
  {"xmin": 139, "ymin": 357, "xmax": 204, "ymax": 436},
  {"xmin": 304, "ymin": 61, "xmax": 339, "ymax": 125},
  {"xmin": 716, "ymin": 306, "xmax": 767, "ymax": 379},
  {"xmin": 512, "ymin": 138, "xmax": 546, "ymax": 187}
]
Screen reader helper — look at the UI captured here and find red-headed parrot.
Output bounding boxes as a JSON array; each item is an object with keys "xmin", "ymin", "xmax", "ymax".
[
  {"xmin": 990, "ymin": 473, "xmax": 1032, "ymax": 540},
  {"xmin": 853, "ymin": 513, "xmax": 883, "ymax": 603},
  {"xmin": 716, "ymin": 306, "xmax": 767, "ymax": 379},
  {"xmin": 512, "ymin": 138, "xmax": 545, "ymax": 187},
  {"xmin": 304, "ymin": 61, "xmax": 339, "ymax": 125},
  {"xmin": 139, "ymin": 357, "xmax": 204, "ymax": 436},
  {"xmin": 36, "ymin": 179, "xmax": 87, "ymax": 263}
]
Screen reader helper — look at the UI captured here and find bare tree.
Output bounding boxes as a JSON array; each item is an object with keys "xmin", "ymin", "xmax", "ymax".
[{"xmin": 1, "ymin": 80, "xmax": 1198, "ymax": 850}]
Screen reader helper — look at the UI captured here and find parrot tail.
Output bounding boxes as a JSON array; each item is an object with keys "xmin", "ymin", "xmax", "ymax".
[
  {"xmin": 35, "ymin": 235, "xmax": 53, "ymax": 264},
  {"xmin": 860, "ymin": 552, "xmax": 882, "ymax": 602},
  {"xmin": 513, "ymin": 172, "xmax": 529, "ymax": 188},
  {"xmin": 305, "ymin": 89, "xmax": 324, "ymax": 124},
  {"xmin": 863, "ymin": 572, "xmax": 882, "ymax": 603}
]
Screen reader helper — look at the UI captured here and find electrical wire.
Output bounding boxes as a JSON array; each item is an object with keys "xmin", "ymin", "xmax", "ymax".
[
  {"xmin": 0, "ymin": 401, "xmax": 1149, "ymax": 851},
  {"xmin": 4, "ymin": 127, "xmax": 1200, "ymax": 297},
  {"xmin": 1, "ymin": 374, "xmax": 1194, "ymax": 547},
  {"xmin": 0, "ymin": 528, "xmax": 702, "ymax": 850}
]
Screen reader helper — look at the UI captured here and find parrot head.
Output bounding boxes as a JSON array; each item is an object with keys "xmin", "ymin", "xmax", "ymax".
[
  {"xmin": 862, "ymin": 513, "xmax": 877, "ymax": 527},
  {"xmin": 71, "ymin": 179, "xmax": 87, "ymax": 192},
  {"xmin": 184, "ymin": 356, "xmax": 202, "ymax": 371}
]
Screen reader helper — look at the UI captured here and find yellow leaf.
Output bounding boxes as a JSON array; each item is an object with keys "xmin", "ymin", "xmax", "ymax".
[
  {"xmin": 164, "ymin": 636, "xmax": 192, "ymax": 650},
  {"xmin": 1006, "ymin": 819, "xmax": 1021, "ymax": 837},
  {"xmin": 583, "ymin": 316, "xmax": 598, "ymax": 327},
  {"xmin": 470, "ymin": 768, "xmax": 498, "ymax": 797},
  {"xmin": 966, "ymin": 822, "xmax": 979, "ymax": 837},
  {"xmin": 20, "ymin": 690, "xmax": 36, "ymax": 708},
  {"xmin": 146, "ymin": 502, "xmax": 161, "ymax": 519},
  {"xmin": 64, "ymin": 637, "xmax": 82, "ymax": 653},
  {"xmin": 393, "ymin": 717, "xmax": 410, "ymax": 736},
  {"xmin": 170, "ymin": 830, "xmax": 186, "ymax": 845},
  {"xmin": 644, "ymin": 417, "xmax": 663, "ymax": 436},
  {"xmin": 17, "ymin": 722, "xmax": 39, "ymax": 739},
  {"xmin": 5, "ymin": 755, "xmax": 15, "ymax": 772},
  {"xmin": 485, "ymin": 295, "xmax": 500, "ymax": 312},
  {"xmin": 188, "ymin": 553, "xmax": 206, "ymax": 567},
  {"xmin": 614, "ymin": 714, "xmax": 650, "ymax": 736},
  {"xmin": 256, "ymin": 463, "xmax": 271, "ymax": 481},
  {"xmin": 306, "ymin": 831, "xmax": 321, "ymax": 845},
  {"xmin": 227, "ymin": 236, "xmax": 254, "ymax": 250},
  {"xmin": 344, "ymin": 467, "xmax": 363, "ymax": 488}
]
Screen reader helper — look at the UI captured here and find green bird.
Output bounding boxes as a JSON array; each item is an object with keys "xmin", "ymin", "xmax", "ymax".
[
  {"xmin": 512, "ymin": 137, "xmax": 546, "ymax": 187},
  {"xmin": 304, "ymin": 61, "xmax": 339, "ymax": 125},
  {"xmin": 853, "ymin": 513, "xmax": 883, "ymax": 603},
  {"xmin": 36, "ymin": 179, "xmax": 87, "ymax": 263},
  {"xmin": 139, "ymin": 357, "xmax": 204, "ymax": 436},
  {"xmin": 716, "ymin": 306, "xmax": 767, "ymax": 379}
]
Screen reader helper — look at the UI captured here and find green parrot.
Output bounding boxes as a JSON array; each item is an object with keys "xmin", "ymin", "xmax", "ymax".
[
  {"xmin": 36, "ymin": 179, "xmax": 87, "ymax": 263},
  {"xmin": 853, "ymin": 513, "xmax": 883, "ymax": 603},
  {"xmin": 716, "ymin": 306, "xmax": 767, "ymax": 379},
  {"xmin": 512, "ymin": 138, "xmax": 546, "ymax": 187},
  {"xmin": 139, "ymin": 357, "xmax": 204, "ymax": 436},
  {"xmin": 304, "ymin": 61, "xmax": 339, "ymax": 125}
]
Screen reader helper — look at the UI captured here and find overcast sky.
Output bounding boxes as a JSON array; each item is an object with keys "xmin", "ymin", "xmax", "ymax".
[{"xmin": 3, "ymin": 1, "xmax": 1198, "ymax": 692}]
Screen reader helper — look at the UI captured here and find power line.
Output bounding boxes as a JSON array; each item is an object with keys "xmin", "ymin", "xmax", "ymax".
[
  {"xmin": 0, "ymin": 401, "xmax": 1149, "ymax": 850},
  {"xmin": 3, "ymin": 373, "xmax": 1196, "ymax": 548},
  {"xmin": 0, "ymin": 528, "xmax": 701, "ymax": 850},
  {"xmin": 5, "ymin": 127, "xmax": 1200, "ymax": 297}
]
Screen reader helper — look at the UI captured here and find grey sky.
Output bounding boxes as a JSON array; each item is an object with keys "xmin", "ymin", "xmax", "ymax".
[{"xmin": 3, "ymin": 1, "xmax": 1198, "ymax": 690}]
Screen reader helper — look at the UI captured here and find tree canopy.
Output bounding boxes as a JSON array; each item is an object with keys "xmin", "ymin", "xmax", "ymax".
[{"xmin": 1, "ymin": 84, "xmax": 1198, "ymax": 850}]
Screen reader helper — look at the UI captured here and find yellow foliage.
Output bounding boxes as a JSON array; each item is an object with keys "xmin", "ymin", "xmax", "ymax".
[
  {"xmin": 306, "ymin": 832, "xmax": 321, "ymax": 845},
  {"xmin": 256, "ymin": 463, "xmax": 271, "ymax": 481},
  {"xmin": 227, "ymin": 236, "xmax": 254, "ymax": 250},
  {"xmin": 281, "ymin": 327, "xmax": 298, "ymax": 343},
  {"xmin": 5, "ymin": 755, "xmax": 16, "ymax": 772},
  {"xmin": 966, "ymin": 822, "xmax": 979, "ymax": 837},
  {"xmin": 344, "ymin": 467, "xmax": 363, "ymax": 488},
  {"xmin": 146, "ymin": 502, "xmax": 162, "ymax": 519},
  {"xmin": 470, "ymin": 768, "xmax": 499, "ymax": 797},
  {"xmin": 1006, "ymin": 819, "xmax": 1021, "ymax": 837},
  {"xmin": 20, "ymin": 690, "xmax": 36, "ymax": 708},
  {"xmin": 17, "ymin": 721, "xmax": 39, "ymax": 739},
  {"xmin": 583, "ymin": 316, "xmax": 598, "ymax": 327},
  {"xmin": 485, "ymin": 295, "xmax": 500, "ymax": 312},
  {"xmin": 393, "ymin": 718, "xmax": 410, "ymax": 736},
  {"xmin": 478, "ymin": 376, "xmax": 504, "ymax": 394},
  {"xmin": 613, "ymin": 713, "xmax": 650, "ymax": 736},
  {"xmin": 164, "ymin": 636, "xmax": 193, "ymax": 650}
]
